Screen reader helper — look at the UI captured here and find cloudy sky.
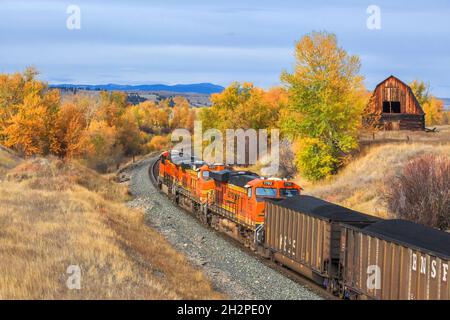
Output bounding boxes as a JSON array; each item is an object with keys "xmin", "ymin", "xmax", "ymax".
[{"xmin": 1, "ymin": 0, "xmax": 449, "ymax": 96}]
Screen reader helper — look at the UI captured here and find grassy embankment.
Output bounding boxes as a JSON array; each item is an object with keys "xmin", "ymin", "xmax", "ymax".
[
  {"xmin": 0, "ymin": 147, "xmax": 223, "ymax": 299},
  {"xmin": 302, "ymin": 128, "xmax": 450, "ymax": 218}
]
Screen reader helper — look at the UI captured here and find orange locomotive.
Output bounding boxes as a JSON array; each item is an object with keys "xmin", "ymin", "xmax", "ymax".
[{"xmin": 157, "ymin": 150, "xmax": 302, "ymax": 249}]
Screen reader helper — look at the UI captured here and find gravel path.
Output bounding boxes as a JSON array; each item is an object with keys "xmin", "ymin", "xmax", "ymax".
[{"xmin": 125, "ymin": 157, "xmax": 322, "ymax": 300}]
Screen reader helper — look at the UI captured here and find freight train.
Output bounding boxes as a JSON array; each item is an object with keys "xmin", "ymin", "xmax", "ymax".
[{"xmin": 156, "ymin": 150, "xmax": 450, "ymax": 300}]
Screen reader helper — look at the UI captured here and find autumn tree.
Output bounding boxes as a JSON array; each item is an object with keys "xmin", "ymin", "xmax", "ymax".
[
  {"xmin": 147, "ymin": 135, "xmax": 170, "ymax": 152},
  {"xmin": 410, "ymin": 80, "xmax": 446, "ymax": 126},
  {"xmin": 1, "ymin": 69, "xmax": 60, "ymax": 156},
  {"xmin": 423, "ymin": 97, "xmax": 445, "ymax": 126},
  {"xmin": 0, "ymin": 69, "xmax": 200, "ymax": 170},
  {"xmin": 78, "ymin": 120, "xmax": 122, "ymax": 172},
  {"xmin": 94, "ymin": 91, "xmax": 128, "ymax": 127},
  {"xmin": 170, "ymin": 96, "xmax": 195, "ymax": 131},
  {"xmin": 200, "ymin": 82, "xmax": 281, "ymax": 131},
  {"xmin": 54, "ymin": 101, "xmax": 88, "ymax": 158},
  {"xmin": 280, "ymin": 32, "xmax": 367, "ymax": 180},
  {"xmin": 409, "ymin": 80, "xmax": 431, "ymax": 106},
  {"xmin": 130, "ymin": 101, "xmax": 170, "ymax": 133},
  {"xmin": 117, "ymin": 108, "xmax": 143, "ymax": 157}
]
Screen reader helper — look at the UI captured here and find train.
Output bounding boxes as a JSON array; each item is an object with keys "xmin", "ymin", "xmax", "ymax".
[{"xmin": 156, "ymin": 150, "xmax": 450, "ymax": 300}]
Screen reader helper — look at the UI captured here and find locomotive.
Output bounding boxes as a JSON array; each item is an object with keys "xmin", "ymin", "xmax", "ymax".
[
  {"xmin": 156, "ymin": 150, "xmax": 450, "ymax": 300},
  {"xmin": 158, "ymin": 150, "xmax": 302, "ymax": 250}
]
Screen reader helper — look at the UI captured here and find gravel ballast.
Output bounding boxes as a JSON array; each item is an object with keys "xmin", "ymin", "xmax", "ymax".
[{"xmin": 125, "ymin": 157, "xmax": 322, "ymax": 300}]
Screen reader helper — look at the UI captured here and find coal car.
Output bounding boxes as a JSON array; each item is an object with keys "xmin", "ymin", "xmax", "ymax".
[
  {"xmin": 264, "ymin": 195, "xmax": 380, "ymax": 293},
  {"xmin": 340, "ymin": 219, "xmax": 450, "ymax": 300}
]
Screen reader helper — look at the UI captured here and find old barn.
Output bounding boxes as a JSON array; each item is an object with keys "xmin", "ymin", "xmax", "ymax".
[{"xmin": 364, "ymin": 75, "xmax": 425, "ymax": 131}]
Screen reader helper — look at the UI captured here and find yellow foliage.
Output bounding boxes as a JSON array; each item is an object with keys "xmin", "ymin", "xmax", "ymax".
[
  {"xmin": 423, "ymin": 97, "xmax": 444, "ymax": 126},
  {"xmin": 54, "ymin": 102, "xmax": 88, "ymax": 158},
  {"xmin": 2, "ymin": 89, "xmax": 60, "ymax": 156},
  {"xmin": 147, "ymin": 135, "xmax": 170, "ymax": 152}
]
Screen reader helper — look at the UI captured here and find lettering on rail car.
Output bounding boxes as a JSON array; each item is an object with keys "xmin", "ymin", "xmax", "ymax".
[{"xmin": 412, "ymin": 253, "xmax": 448, "ymax": 281}]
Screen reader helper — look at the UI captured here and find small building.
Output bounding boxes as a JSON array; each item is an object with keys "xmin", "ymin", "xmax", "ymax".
[{"xmin": 364, "ymin": 75, "xmax": 425, "ymax": 131}]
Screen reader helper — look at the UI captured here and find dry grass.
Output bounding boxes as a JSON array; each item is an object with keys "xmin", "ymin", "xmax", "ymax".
[
  {"xmin": 360, "ymin": 125, "xmax": 450, "ymax": 144},
  {"xmin": 0, "ymin": 145, "xmax": 22, "ymax": 176},
  {"xmin": 0, "ymin": 153, "xmax": 223, "ymax": 299},
  {"xmin": 301, "ymin": 142, "xmax": 450, "ymax": 219}
]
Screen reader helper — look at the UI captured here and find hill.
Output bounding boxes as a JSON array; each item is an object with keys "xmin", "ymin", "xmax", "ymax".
[
  {"xmin": 302, "ymin": 141, "xmax": 450, "ymax": 219},
  {"xmin": 50, "ymin": 83, "xmax": 225, "ymax": 95},
  {"xmin": 0, "ymin": 149, "xmax": 223, "ymax": 299},
  {"xmin": 438, "ymin": 97, "xmax": 450, "ymax": 110}
]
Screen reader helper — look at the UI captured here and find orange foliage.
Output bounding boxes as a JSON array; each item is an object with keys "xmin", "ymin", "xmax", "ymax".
[
  {"xmin": 147, "ymin": 135, "xmax": 170, "ymax": 151},
  {"xmin": 54, "ymin": 102, "xmax": 88, "ymax": 158},
  {"xmin": 0, "ymin": 69, "xmax": 198, "ymax": 171}
]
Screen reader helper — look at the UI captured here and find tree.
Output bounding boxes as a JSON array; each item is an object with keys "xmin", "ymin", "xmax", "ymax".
[
  {"xmin": 410, "ymin": 80, "xmax": 446, "ymax": 126},
  {"xmin": 170, "ymin": 96, "xmax": 195, "ymax": 131},
  {"xmin": 423, "ymin": 97, "xmax": 444, "ymax": 126},
  {"xmin": 147, "ymin": 135, "xmax": 170, "ymax": 152},
  {"xmin": 116, "ymin": 108, "xmax": 143, "ymax": 157},
  {"xmin": 94, "ymin": 91, "xmax": 128, "ymax": 127},
  {"xmin": 54, "ymin": 101, "xmax": 88, "ymax": 158},
  {"xmin": 409, "ymin": 80, "xmax": 431, "ymax": 106},
  {"xmin": 280, "ymin": 32, "xmax": 367, "ymax": 180},
  {"xmin": 78, "ymin": 120, "xmax": 122, "ymax": 172},
  {"xmin": 1, "ymin": 73, "xmax": 60, "ymax": 156},
  {"xmin": 200, "ymin": 82, "xmax": 281, "ymax": 131}
]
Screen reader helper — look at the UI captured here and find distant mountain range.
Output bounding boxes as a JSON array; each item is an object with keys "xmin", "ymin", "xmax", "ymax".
[
  {"xmin": 49, "ymin": 83, "xmax": 225, "ymax": 94},
  {"xmin": 438, "ymin": 98, "xmax": 450, "ymax": 110}
]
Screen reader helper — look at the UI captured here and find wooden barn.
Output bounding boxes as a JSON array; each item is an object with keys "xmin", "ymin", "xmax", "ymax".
[{"xmin": 363, "ymin": 75, "xmax": 425, "ymax": 131}]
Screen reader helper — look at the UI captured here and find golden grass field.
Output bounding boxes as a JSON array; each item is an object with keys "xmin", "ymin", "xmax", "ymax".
[
  {"xmin": 302, "ymin": 141, "xmax": 450, "ymax": 218},
  {"xmin": 0, "ymin": 151, "xmax": 223, "ymax": 299}
]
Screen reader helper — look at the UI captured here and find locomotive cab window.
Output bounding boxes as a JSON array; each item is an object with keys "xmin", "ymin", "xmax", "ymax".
[
  {"xmin": 202, "ymin": 171, "xmax": 210, "ymax": 180},
  {"xmin": 247, "ymin": 187, "xmax": 252, "ymax": 199},
  {"xmin": 255, "ymin": 188, "xmax": 277, "ymax": 197},
  {"xmin": 280, "ymin": 188, "xmax": 300, "ymax": 197}
]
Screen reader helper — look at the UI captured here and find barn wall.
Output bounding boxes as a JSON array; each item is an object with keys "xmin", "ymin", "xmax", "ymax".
[
  {"xmin": 364, "ymin": 76, "xmax": 425, "ymax": 131},
  {"xmin": 373, "ymin": 77, "xmax": 423, "ymax": 115}
]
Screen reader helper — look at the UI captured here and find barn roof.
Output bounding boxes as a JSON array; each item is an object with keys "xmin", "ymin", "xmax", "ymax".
[{"xmin": 372, "ymin": 75, "xmax": 425, "ymax": 115}]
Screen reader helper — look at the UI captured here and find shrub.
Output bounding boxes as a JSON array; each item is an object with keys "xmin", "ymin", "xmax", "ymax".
[
  {"xmin": 384, "ymin": 154, "xmax": 450, "ymax": 230},
  {"xmin": 147, "ymin": 135, "xmax": 170, "ymax": 152}
]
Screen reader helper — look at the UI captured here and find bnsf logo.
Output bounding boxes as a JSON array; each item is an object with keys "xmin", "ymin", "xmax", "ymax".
[
  {"xmin": 279, "ymin": 234, "xmax": 296, "ymax": 257},
  {"xmin": 411, "ymin": 253, "xmax": 448, "ymax": 282}
]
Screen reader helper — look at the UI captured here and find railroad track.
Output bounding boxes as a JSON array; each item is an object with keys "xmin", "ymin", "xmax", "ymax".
[{"xmin": 147, "ymin": 157, "xmax": 335, "ymax": 300}]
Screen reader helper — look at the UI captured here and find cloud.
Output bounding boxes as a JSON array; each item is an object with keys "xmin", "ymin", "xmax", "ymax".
[{"xmin": 0, "ymin": 0, "xmax": 449, "ymax": 95}]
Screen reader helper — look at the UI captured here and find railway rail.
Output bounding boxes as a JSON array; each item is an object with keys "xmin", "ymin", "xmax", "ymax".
[
  {"xmin": 148, "ymin": 152, "xmax": 450, "ymax": 300},
  {"xmin": 147, "ymin": 157, "xmax": 335, "ymax": 300}
]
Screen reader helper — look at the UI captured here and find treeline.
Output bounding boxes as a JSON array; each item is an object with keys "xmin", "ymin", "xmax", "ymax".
[
  {"xmin": 201, "ymin": 32, "xmax": 367, "ymax": 180},
  {"xmin": 1, "ymin": 33, "xmax": 448, "ymax": 180},
  {"xmin": 201, "ymin": 32, "xmax": 449, "ymax": 180},
  {"xmin": 0, "ymin": 68, "xmax": 194, "ymax": 172}
]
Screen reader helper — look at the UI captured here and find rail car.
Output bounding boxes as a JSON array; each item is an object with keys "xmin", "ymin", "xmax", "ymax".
[
  {"xmin": 155, "ymin": 150, "xmax": 450, "ymax": 300},
  {"xmin": 158, "ymin": 150, "xmax": 302, "ymax": 248},
  {"xmin": 340, "ymin": 219, "xmax": 450, "ymax": 300}
]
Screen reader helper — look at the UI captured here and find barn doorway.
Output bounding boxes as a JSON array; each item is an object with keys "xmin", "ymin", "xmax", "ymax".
[{"xmin": 382, "ymin": 101, "xmax": 401, "ymax": 113}]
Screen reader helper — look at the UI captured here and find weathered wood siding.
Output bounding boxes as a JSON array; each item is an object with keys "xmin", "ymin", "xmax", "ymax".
[{"xmin": 364, "ymin": 76, "xmax": 425, "ymax": 131}]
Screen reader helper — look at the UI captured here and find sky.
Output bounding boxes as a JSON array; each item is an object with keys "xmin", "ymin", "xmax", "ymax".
[{"xmin": 1, "ymin": 0, "xmax": 450, "ymax": 96}]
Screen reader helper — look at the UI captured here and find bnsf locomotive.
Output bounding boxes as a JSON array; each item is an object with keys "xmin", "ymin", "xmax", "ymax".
[{"xmin": 157, "ymin": 150, "xmax": 450, "ymax": 300}]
